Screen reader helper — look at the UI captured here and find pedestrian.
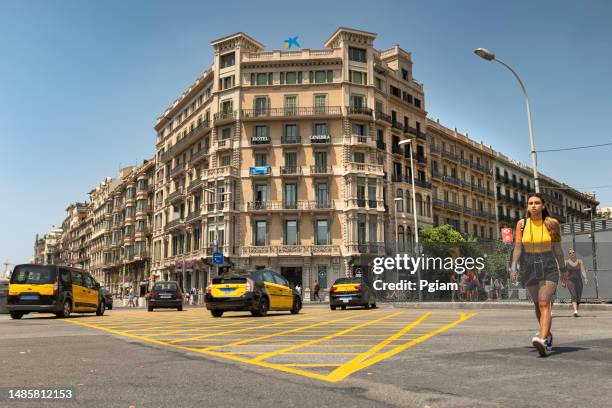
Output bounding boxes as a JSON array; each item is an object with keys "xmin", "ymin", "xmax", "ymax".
[
  {"xmin": 459, "ymin": 273, "xmax": 467, "ymax": 301},
  {"xmin": 482, "ymin": 271, "xmax": 492, "ymax": 301},
  {"xmin": 493, "ymin": 276, "xmax": 504, "ymax": 300},
  {"xmin": 312, "ymin": 280, "xmax": 321, "ymax": 302},
  {"xmin": 510, "ymin": 193, "xmax": 565, "ymax": 357},
  {"xmin": 564, "ymin": 248, "xmax": 588, "ymax": 317},
  {"xmin": 450, "ymin": 273, "xmax": 457, "ymax": 302},
  {"xmin": 295, "ymin": 284, "xmax": 302, "ymax": 296},
  {"xmin": 128, "ymin": 287, "xmax": 135, "ymax": 307},
  {"xmin": 465, "ymin": 269, "xmax": 475, "ymax": 301}
]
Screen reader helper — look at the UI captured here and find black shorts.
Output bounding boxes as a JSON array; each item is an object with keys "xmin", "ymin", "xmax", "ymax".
[{"xmin": 520, "ymin": 251, "xmax": 559, "ymax": 287}]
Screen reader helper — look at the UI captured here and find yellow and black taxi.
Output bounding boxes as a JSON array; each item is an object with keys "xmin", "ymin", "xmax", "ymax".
[
  {"xmin": 7, "ymin": 264, "xmax": 106, "ymax": 319},
  {"xmin": 205, "ymin": 270, "xmax": 302, "ymax": 317},
  {"xmin": 329, "ymin": 277, "xmax": 377, "ymax": 310}
]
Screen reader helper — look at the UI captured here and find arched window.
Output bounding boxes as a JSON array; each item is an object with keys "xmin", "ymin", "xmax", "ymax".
[
  {"xmin": 425, "ymin": 195, "xmax": 431, "ymax": 217},
  {"xmin": 396, "ymin": 188, "xmax": 404, "ymax": 212},
  {"xmin": 406, "ymin": 226, "xmax": 412, "ymax": 252},
  {"xmin": 398, "ymin": 225, "xmax": 405, "ymax": 252},
  {"xmin": 416, "ymin": 193, "xmax": 423, "ymax": 216}
]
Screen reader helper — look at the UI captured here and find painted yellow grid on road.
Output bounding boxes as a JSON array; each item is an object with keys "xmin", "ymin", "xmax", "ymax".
[{"xmin": 62, "ymin": 308, "xmax": 475, "ymax": 382}]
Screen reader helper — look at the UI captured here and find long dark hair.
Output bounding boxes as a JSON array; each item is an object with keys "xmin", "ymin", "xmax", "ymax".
[{"xmin": 525, "ymin": 193, "xmax": 560, "ymax": 242}]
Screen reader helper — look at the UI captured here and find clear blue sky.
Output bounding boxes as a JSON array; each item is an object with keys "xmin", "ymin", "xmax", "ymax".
[{"xmin": 1, "ymin": 0, "xmax": 611, "ymax": 264}]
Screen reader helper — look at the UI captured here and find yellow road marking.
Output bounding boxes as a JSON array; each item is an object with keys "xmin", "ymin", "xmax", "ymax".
[
  {"xmin": 202, "ymin": 312, "xmax": 373, "ymax": 351},
  {"xmin": 167, "ymin": 316, "xmax": 317, "ymax": 344},
  {"xmin": 61, "ymin": 310, "xmax": 476, "ymax": 383},
  {"xmin": 252, "ymin": 311, "xmax": 402, "ymax": 362},
  {"xmin": 325, "ymin": 312, "xmax": 477, "ymax": 382}
]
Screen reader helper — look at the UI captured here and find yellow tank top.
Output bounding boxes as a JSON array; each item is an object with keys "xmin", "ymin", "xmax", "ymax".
[{"xmin": 521, "ymin": 218, "xmax": 552, "ymax": 253}]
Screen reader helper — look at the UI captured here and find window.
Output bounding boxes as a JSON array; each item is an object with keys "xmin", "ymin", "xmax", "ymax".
[
  {"xmin": 401, "ymin": 68, "xmax": 409, "ymax": 80},
  {"xmin": 254, "ymin": 184, "xmax": 267, "ymax": 202},
  {"xmin": 284, "ymin": 183, "xmax": 297, "ymax": 208},
  {"xmin": 316, "ymin": 182, "xmax": 329, "ymax": 206},
  {"xmin": 220, "ymin": 52, "xmax": 235, "ymax": 68},
  {"xmin": 280, "ymin": 71, "xmax": 302, "ymax": 84},
  {"xmin": 348, "ymin": 46, "xmax": 367, "ymax": 62},
  {"xmin": 314, "ymin": 151, "xmax": 327, "ymax": 169},
  {"xmin": 221, "ymin": 127, "xmax": 231, "ymax": 139},
  {"xmin": 350, "ymin": 94, "xmax": 365, "ymax": 109},
  {"xmin": 254, "ymin": 152, "xmax": 267, "ymax": 166},
  {"xmin": 310, "ymin": 70, "xmax": 333, "ymax": 83},
  {"xmin": 375, "ymin": 100, "xmax": 384, "ymax": 114},
  {"xmin": 71, "ymin": 271, "xmax": 83, "ymax": 287},
  {"xmin": 285, "ymin": 220, "xmax": 298, "ymax": 245},
  {"xmin": 254, "ymin": 97, "xmax": 269, "ymax": 114},
  {"xmin": 255, "ymin": 221, "xmax": 268, "ymax": 246},
  {"xmin": 314, "ymin": 94, "xmax": 327, "ymax": 114},
  {"xmin": 221, "ymin": 155, "xmax": 231, "ymax": 166},
  {"xmin": 284, "ymin": 95, "xmax": 297, "ymax": 115},
  {"xmin": 390, "ymin": 85, "xmax": 401, "ymax": 97},
  {"xmin": 250, "ymin": 72, "xmax": 273, "ymax": 86},
  {"xmin": 354, "ymin": 152, "xmax": 365, "ymax": 163},
  {"xmin": 314, "ymin": 123, "xmax": 328, "ymax": 136},
  {"xmin": 375, "ymin": 77, "xmax": 383, "ymax": 90},
  {"xmin": 220, "ymin": 75, "xmax": 234, "ymax": 90},
  {"xmin": 349, "ymin": 70, "xmax": 367, "ymax": 85},
  {"xmin": 221, "ymin": 100, "xmax": 233, "ymax": 114},
  {"xmin": 414, "ymin": 98, "xmax": 421, "ymax": 108},
  {"xmin": 352, "ymin": 123, "xmax": 366, "ymax": 136},
  {"xmin": 315, "ymin": 220, "xmax": 329, "ymax": 245}
]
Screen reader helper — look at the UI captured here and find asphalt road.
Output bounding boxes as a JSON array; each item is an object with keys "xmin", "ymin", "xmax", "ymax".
[{"xmin": 1, "ymin": 305, "xmax": 611, "ymax": 408}]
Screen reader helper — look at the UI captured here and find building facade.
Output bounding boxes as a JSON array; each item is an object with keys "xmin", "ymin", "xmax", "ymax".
[
  {"xmin": 427, "ymin": 119, "xmax": 497, "ymax": 240},
  {"xmin": 151, "ymin": 28, "xmax": 433, "ymax": 292}
]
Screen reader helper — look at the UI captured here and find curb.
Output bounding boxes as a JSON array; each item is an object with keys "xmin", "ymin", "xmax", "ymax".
[{"xmin": 387, "ymin": 301, "xmax": 612, "ymax": 311}]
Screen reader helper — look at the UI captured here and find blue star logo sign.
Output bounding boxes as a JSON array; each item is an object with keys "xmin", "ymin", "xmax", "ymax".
[{"xmin": 284, "ymin": 36, "xmax": 300, "ymax": 49}]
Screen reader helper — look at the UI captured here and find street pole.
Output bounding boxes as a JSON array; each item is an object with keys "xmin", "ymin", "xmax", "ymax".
[
  {"xmin": 408, "ymin": 143, "xmax": 422, "ymax": 301},
  {"xmin": 585, "ymin": 208, "xmax": 599, "ymax": 299},
  {"xmin": 393, "ymin": 197, "xmax": 402, "ymax": 285},
  {"xmin": 474, "ymin": 48, "xmax": 540, "ymax": 193}
]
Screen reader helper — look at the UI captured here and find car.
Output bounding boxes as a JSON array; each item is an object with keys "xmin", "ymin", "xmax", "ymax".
[
  {"xmin": 205, "ymin": 270, "xmax": 302, "ymax": 318},
  {"xmin": 147, "ymin": 281, "xmax": 183, "ymax": 312},
  {"xmin": 329, "ymin": 277, "xmax": 377, "ymax": 310},
  {"xmin": 7, "ymin": 264, "xmax": 106, "ymax": 319},
  {"xmin": 101, "ymin": 288, "xmax": 113, "ymax": 310}
]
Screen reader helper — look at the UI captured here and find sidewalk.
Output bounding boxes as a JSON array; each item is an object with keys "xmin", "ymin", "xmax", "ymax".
[{"xmin": 387, "ymin": 300, "xmax": 612, "ymax": 311}]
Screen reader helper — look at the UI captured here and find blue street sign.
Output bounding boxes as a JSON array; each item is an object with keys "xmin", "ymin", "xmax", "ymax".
[{"xmin": 212, "ymin": 252, "xmax": 224, "ymax": 265}]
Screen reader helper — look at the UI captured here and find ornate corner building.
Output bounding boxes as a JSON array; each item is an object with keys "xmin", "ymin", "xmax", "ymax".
[{"xmin": 151, "ymin": 28, "xmax": 433, "ymax": 290}]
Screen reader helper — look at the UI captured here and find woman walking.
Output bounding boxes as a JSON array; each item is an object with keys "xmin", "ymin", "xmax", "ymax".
[
  {"xmin": 510, "ymin": 193, "xmax": 565, "ymax": 357},
  {"xmin": 564, "ymin": 249, "xmax": 588, "ymax": 317}
]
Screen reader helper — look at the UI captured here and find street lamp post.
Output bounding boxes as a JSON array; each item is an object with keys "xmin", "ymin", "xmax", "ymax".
[
  {"xmin": 474, "ymin": 48, "xmax": 540, "ymax": 193},
  {"xmin": 393, "ymin": 197, "xmax": 403, "ymax": 285},
  {"xmin": 205, "ymin": 188, "xmax": 233, "ymax": 279},
  {"xmin": 398, "ymin": 139, "xmax": 422, "ymax": 301}
]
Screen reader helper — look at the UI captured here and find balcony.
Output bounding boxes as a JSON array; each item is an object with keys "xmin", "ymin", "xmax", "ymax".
[
  {"xmin": 241, "ymin": 106, "xmax": 342, "ymax": 119},
  {"xmin": 186, "ymin": 209, "xmax": 202, "ymax": 223},
  {"xmin": 374, "ymin": 111, "xmax": 392, "ymax": 124},
  {"xmin": 160, "ymin": 120, "xmax": 211, "ymax": 162},
  {"xmin": 165, "ymin": 218, "xmax": 185, "ymax": 231},
  {"xmin": 251, "ymin": 135, "xmax": 271, "ymax": 145},
  {"xmin": 213, "ymin": 110, "xmax": 236, "ymax": 123},
  {"xmin": 376, "ymin": 140, "xmax": 386, "ymax": 150},
  {"xmin": 281, "ymin": 135, "xmax": 302, "ymax": 145},
  {"xmin": 391, "ymin": 121, "xmax": 404, "ymax": 131},
  {"xmin": 188, "ymin": 177, "xmax": 204, "ymax": 192},
  {"xmin": 190, "ymin": 147, "xmax": 209, "ymax": 165},
  {"xmin": 416, "ymin": 154, "xmax": 427, "ymax": 164},
  {"xmin": 310, "ymin": 165, "xmax": 332, "ymax": 175},
  {"xmin": 133, "ymin": 251, "xmax": 150, "ymax": 261},
  {"xmin": 346, "ymin": 106, "xmax": 373, "ymax": 117},
  {"xmin": 310, "ymin": 134, "xmax": 331, "ymax": 144},
  {"xmin": 429, "ymin": 144, "xmax": 440, "ymax": 155},
  {"xmin": 431, "ymin": 170, "xmax": 442, "ymax": 180},
  {"xmin": 442, "ymin": 176, "xmax": 461, "ymax": 186},
  {"xmin": 391, "ymin": 145, "xmax": 403, "ymax": 155},
  {"xmin": 413, "ymin": 178, "xmax": 432, "ymax": 189},
  {"xmin": 165, "ymin": 187, "xmax": 185, "ymax": 205},
  {"xmin": 346, "ymin": 242, "xmax": 385, "ymax": 256},
  {"xmin": 169, "ymin": 164, "xmax": 187, "ymax": 179},
  {"xmin": 249, "ymin": 166, "xmax": 272, "ymax": 177},
  {"xmin": 471, "ymin": 185, "xmax": 487, "ymax": 195},
  {"xmin": 203, "ymin": 165, "xmax": 240, "ymax": 179},
  {"xmin": 470, "ymin": 162, "xmax": 491, "ymax": 174},
  {"xmin": 462, "ymin": 206, "xmax": 473, "ymax": 215},
  {"xmin": 239, "ymin": 245, "xmax": 341, "ymax": 257},
  {"xmin": 404, "ymin": 126, "xmax": 427, "ymax": 141},
  {"xmin": 344, "ymin": 162, "xmax": 384, "ymax": 176},
  {"xmin": 350, "ymin": 134, "xmax": 375, "ymax": 147},
  {"xmin": 346, "ymin": 198, "xmax": 382, "ymax": 209},
  {"xmin": 280, "ymin": 166, "xmax": 302, "ymax": 176},
  {"xmin": 216, "ymin": 139, "xmax": 234, "ymax": 150}
]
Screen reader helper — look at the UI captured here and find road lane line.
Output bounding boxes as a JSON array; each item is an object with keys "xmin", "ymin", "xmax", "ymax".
[{"xmin": 251, "ymin": 311, "xmax": 403, "ymax": 362}]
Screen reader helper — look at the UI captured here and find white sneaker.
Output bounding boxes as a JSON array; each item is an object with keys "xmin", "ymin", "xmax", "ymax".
[
  {"xmin": 532, "ymin": 336, "xmax": 548, "ymax": 357},
  {"xmin": 573, "ymin": 310, "xmax": 579, "ymax": 317}
]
